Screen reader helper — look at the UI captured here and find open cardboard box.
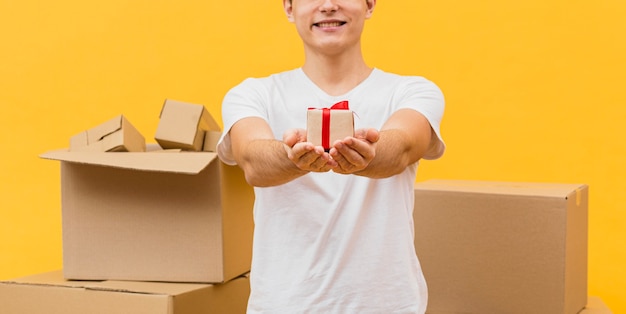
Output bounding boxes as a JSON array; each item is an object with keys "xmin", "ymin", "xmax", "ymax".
[
  {"xmin": 414, "ymin": 179, "xmax": 588, "ymax": 314},
  {"xmin": 0, "ymin": 270, "xmax": 250, "ymax": 314},
  {"xmin": 40, "ymin": 145, "xmax": 254, "ymax": 283}
]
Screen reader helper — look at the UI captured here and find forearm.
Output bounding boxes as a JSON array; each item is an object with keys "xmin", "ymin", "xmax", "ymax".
[
  {"xmin": 330, "ymin": 109, "xmax": 434, "ymax": 179},
  {"xmin": 355, "ymin": 129, "xmax": 425, "ymax": 178},
  {"xmin": 237, "ymin": 139, "xmax": 308, "ymax": 187}
]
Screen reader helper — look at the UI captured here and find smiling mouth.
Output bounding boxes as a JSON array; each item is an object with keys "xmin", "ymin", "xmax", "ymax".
[{"xmin": 314, "ymin": 21, "xmax": 346, "ymax": 28}]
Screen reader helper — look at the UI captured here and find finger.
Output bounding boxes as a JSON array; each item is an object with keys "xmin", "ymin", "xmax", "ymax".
[
  {"xmin": 331, "ymin": 154, "xmax": 353, "ymax": 173},
  {"xmin": 340, "ymin": 139, "xmax": 372, "ymax": 162},
  {"xmin": 283, "ymin": 128, "xmax": 308, "ymax": 146},
  {"xmin": 365, "ymin": 128, "xmax": 380, "ymax": 143},
  {"xmin": 330, "ymin": 142, "xmax": 362, "ymax": 172},
  {"xmin": 292, "ymin": 145, "xmax": 333, "ymax": 172},
  {"xmin": 311, "ymin": 159, "xmax": 330, "ymax": 172},
  {"xmin": 308, "ymin": 153, "xmax": 334, "ymax": 172},
  {"xmin": 288, "ymin": 142, "xmax": 315, "ymax": 162},
  {"xmin": 354, "ymin": 128, "xmax": 379, "ymax": 143}
]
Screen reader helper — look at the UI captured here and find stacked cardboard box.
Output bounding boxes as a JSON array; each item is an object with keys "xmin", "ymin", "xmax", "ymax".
[
  {"xmin": 69, "ymin": 115, "xmax": 146, "ymax": 153},
  {"xmin": 2, "ymin": 99, "xmax": 253, "ymax": 313},
  {"xmin": 414, "ymin": 179, "xmax": 590, "ymax": 314},
  {"xmin": 0, "ymin": 271, "xmax": 250, "ymax": 314},
  {"xmin": 155, "ymin": 99, "xmax": 222, "ymax": 151}
]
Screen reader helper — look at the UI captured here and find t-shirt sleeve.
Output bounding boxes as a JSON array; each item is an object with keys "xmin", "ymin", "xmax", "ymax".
[
  {"xmin": 217, "ymin": 78, "xmax": 268, "ymax": 165},
  {"xmin": 397, "ymin": 77, "xmax": 446, "ymax": 160}
]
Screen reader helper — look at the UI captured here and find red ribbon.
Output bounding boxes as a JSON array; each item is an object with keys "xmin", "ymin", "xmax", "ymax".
[{"xmin": 310, "ymin": 100, "xmax": 349, "ymax": 149}]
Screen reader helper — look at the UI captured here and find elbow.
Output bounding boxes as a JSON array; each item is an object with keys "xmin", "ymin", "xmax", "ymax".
[
  {"xmin": 242, "ymin": 166, "xmax": 285, "ymax": 187},
  {"xmin": 241, "ymin": 165, "xmax": 267, "ymax": 187},
  {"xmin": 245, "ymin": 173, "xmax": 271, "ymax": 187}
]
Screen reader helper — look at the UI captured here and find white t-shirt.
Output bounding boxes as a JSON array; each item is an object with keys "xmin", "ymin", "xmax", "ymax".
[{"xmin": 218, "ymin": 68, "xmax": 445, "ymax": 313}]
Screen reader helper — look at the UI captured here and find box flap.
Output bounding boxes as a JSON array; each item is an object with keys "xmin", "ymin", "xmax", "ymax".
[
  {"xmin": 415, "ymin": 179, "xmax": 587, "ymax": 198},
  {"xmin": 94, "ymin": 280, "xmax": 212, "ymax": 296},
  {"xmin": 2, "ymin": 271, "xmax": 251, "ymax": 314},
  {"xmin": 3, "ymin": 270, "xmax": 90, "ymax": 289},
  {"xmin": 1, "ymin": 271, "xmax": 217, "ymax": 297},
  {"xmin": 39, "ymin": 149, "xmax": 218, "ymax": 174}
]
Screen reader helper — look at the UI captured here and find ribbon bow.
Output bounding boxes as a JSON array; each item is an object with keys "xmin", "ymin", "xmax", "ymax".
[{"xmin": 308, "ymin": 100, "xmax": 350, "ymax": 150}]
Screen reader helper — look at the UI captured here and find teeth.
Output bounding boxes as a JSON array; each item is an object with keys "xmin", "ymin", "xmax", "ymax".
[{"xmin": 317, "ymin": 22, "xmax": 342, "ymax": 27}]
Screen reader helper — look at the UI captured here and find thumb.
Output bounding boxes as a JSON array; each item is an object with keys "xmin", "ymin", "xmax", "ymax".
[
  {"xmin": 355, "ymin": 128, "xmax": 379, "ymax": 143},
  {"xmin": 283, "ymin": 128, "xmax": 308, "ymax": 146},
  {"xmin": 365, "ymin": 128, "xmax": 380, "ymax": 143}
]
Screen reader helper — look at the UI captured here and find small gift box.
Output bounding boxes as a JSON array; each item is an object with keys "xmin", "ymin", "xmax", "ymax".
[{"xmin": 307, "ymin": 100, "xmax": 355, "ymax": 151}]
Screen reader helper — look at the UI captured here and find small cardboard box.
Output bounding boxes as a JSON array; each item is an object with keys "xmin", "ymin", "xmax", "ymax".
[
  {"xmin": 414, "ymin": 179, "xmax": 588, "ymax": 314},
  {"xmin": 0, "ymin": 271, "xmax": 250, "ymax": 314},
  {"xmin": 70, "ymin": 115, "xmax": 146, "ymax": 152},
  {"xmin": 40, "ymin": 148, "xmax": 254, "ymax": 283},
  {"xmin": 306, "ymin": 101, "xmax": 354, "ymax": 151},
  {"xmin": 155, "ymin": 99, "xmax": 221, "ymax": 151},
  {"xmin": 203, "ymin": 131, "xmax": 222, "ymax": 152}
]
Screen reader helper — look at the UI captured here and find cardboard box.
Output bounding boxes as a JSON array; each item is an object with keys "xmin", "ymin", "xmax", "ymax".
[
  {"xmin": 155, "ymin": 99, "xmax": 221, "ymax": 151},
  {"xmin": 580, "ymin": 297, "xmax": 613, "ymax": 314},
  {"xmin": 70, "ymin": 115, "xmax": 146, "ymax": 152},
  {"xmin": 306, "ymin": 101, "xmax": 354, "ymax": 151},
  {"xmin": 414, "ymin": 179, "xmax": 588, "ymax": 314},
  {"xmin": 0, "ymin": 271, "xmax": 250, "ymax": 314},
  {"xmin": 40, "ymin": 148, "xmax": 254, "ymax": 283},
  {"xmin": 203, "ymin": 131, "xmax": 222, "ymax": 152}
]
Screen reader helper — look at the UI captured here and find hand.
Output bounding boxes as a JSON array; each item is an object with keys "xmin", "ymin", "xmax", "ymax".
[
  {"xmin": 283, "ymin": 128, "xmax": 337, "ymax": 172},
  {"xmin": 328, "ymin": 128, "xmax": 380, "ymax": 174}
]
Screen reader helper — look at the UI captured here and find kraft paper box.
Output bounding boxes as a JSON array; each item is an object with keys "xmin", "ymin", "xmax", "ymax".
[
  {"xmin": 0, "ymin": 271, "xmax": 250, "ymax": 314},
  {"xmin": 70, "ymin": 115, "xmax": 146, "ymax": 152},
  {"xmin": 203, "ymin": 131, "xmax": 222, "ymax": 152},
  {"xmin": 307, "ymin": 101, "xmax": 354, "ymax": 151},
  {"xmin": 40, "ymin": 146, "xmax": 254, "ymax": 283},
  {"xmin": 155, "ymin": 99, "xmax": 221, "ymax": 151},
  {"xmin": 414, "ymin": 179, "xmax": 588, "ymax": 314}
]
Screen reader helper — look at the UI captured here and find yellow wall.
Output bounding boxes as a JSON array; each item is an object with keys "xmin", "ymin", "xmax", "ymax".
[{"xmin": 1, "ymin": 0, "xmax": 624, "ymax": 311}]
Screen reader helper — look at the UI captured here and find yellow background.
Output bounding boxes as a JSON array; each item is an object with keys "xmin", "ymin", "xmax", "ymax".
[{"xmin": 1, "ymin": 0, "xmax": 624, "ymax": 311}]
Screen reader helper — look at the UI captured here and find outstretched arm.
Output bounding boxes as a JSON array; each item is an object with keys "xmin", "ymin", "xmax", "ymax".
[
  {"xmin": 229, "ymin": 117, "xmax": 336, "ymax": 187},
  {"xmin": 329, "ymin": 108, "xmax": 436, "ymax": 178}
]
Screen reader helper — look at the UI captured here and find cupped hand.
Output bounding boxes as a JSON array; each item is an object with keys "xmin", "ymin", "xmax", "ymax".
[
  {"xmin": 328, "ymin": 128, "xmax": 379, "ymax": 174},
  {"xmin": 283, "ymin": 128, "xmax": 337, "ymax": 172}
]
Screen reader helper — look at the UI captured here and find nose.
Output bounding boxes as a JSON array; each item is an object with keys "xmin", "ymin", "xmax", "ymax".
[{"xmin": 319, "ymin": 0, "xmax": 338, "ymax": 13}]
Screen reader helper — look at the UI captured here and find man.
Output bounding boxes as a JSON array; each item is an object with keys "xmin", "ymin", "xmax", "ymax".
[{"xmin": 217, "ymin": 0, "xmax": 445, "ymax": 312}]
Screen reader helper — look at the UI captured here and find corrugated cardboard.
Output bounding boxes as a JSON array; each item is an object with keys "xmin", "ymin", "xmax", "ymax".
[
  {"xmin": 580, "ymin": 297, "xmax": 613, "ymax": 314},
  {"xmin": 0, "ymin": 270, "xmax": 250, "ymax": 314},
  {"xmin": 203, "ymin": 131, "xmax": 222, "ymax": 152},
  {"xmin": 306, "ymin": 109, "xmax": 354, "ymax": 151},
  {"xmin": 40, "ymin": 148, "xmax": 254, "ymax": 283},
  {"xmin": 155, "ymin": 99, "xmax": 221, "ymax": 151},
  {"xmin": 414, "ymin": 179, "xmax": 588, "ymax": 314},
  {"xmin": 70, "ymin": 115, "xmax": 146, "ymax": 152}
]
